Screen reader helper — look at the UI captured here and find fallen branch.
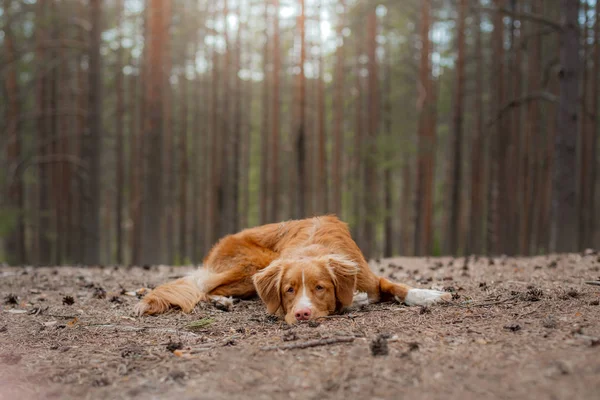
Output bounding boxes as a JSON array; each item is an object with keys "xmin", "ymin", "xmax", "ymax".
[
  {"xmin": 315, "ymin": 314, "xmax": 359, "ymax": 320},
  {"xmin": 83, "ymin": 324, "xmax": 199, "ymax": 336},
  {"xmin": 446, "ymin": 297, "xmax": 517, "ymax": 308},
  {"xmin": 260, "ymin": 336, "xmax": 355, "ymax": 351}
]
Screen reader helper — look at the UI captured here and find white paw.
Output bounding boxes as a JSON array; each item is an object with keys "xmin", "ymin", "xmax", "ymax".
[
  {"xmin": 351, "ymin": 292, "xmax": 370, "ymax": 307},
  {"xmin": 209, "ymin": 295, "xmax": 234, "ymax": 311},
  {"xmin": 133, "ymin": 301, "xmax": 149, "ymax": 316},
  {"xmin": 403, "ymin": 289, "xmax": 452, "ymax": 306}
]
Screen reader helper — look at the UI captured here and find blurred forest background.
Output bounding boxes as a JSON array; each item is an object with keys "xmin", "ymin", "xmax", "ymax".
[{"xmin": 0, "ymin": 0, "xmax": 598, "ymax": 266}]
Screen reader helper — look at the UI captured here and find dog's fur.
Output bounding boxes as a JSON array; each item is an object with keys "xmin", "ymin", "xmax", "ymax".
[{"xmin": 135, "ymin": 216, "xmax": 450, "ymax": 323}]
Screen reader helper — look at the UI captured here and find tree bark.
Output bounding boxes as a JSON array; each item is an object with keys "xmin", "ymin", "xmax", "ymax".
[
  {"xmin": 521, "ymin": 0, "xmax": 542, "ymax": 255},
  {"xmin": 468, "ymin": 1, "xmax": 485, "ymax": 255},
  {"xmin": 3, "ymin": 0, "xmax": 25, "ymax": 265},
  {"xmin": 551, "ymin": 0, "xmax": 580, "ymax": 253},
  {"xmin": 414, "ymin": 0, "xmax": 435, "ymax": 256},
  {"xmin": 295, "ymin": 0, "xmax": 307, "ymax": 219},
  {"xmin": 268, "ymin": 0, "xmax": 280, "ymax": 223},
  {"xmin": 352, "ymin": 26, "xmax": 364, "ymax": 248},
  {"xmin": 115, "ymin": 0, "xmax": 125, "ymax": 264},
  {"xmin": 578, "ymin": 1, "xmax": 596, "ymax": 249},
  {"xmin": 178, "ymin": 65, "xmax": 189, "ymax": 262},
  {"xmin": 140, "ymin": 0, "xmax": 170, "ymax": 265},
  {"xmin": 83, "ymin": 0, "xmax": 103, "ymax": 265},
  {"xmin": 447, "ymin": 0, "xmax": 467, "ymax": 255},
  {"xmin": 363, "ymin": 9, "xmax": 379, "ymax": 259},
  {"xmin": 488, "ymin": 0, "xmax": 507, "ymax": 255},
  {"xmin": 589, "ymin": 0, "xmax": 600, "ymax": 247},
  {"xmin": 331, "ymin": 0, "xmax": 345, "ymax": 217},
  {"xmin": 383, "ymin": 36, "xmax": 393, "ymax": 258},
  {"xmin": 315, "ymin": 0, "xmax": 328, "ymax": 216}
]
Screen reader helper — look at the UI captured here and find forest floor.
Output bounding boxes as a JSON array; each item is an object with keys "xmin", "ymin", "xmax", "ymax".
[{"xmin": 1, "ymin": 254, "xmax": 600, "ymax": 400}]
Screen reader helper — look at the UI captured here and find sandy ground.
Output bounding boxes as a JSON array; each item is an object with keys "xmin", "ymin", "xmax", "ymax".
[{"xmin": 1, "ymin": 253, "xmax": 600, "ymax": 400}]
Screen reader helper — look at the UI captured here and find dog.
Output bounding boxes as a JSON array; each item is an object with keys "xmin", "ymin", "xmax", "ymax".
[{"xmin": 134, "ymin": 216, "xmax": 451, "ymax": 324}]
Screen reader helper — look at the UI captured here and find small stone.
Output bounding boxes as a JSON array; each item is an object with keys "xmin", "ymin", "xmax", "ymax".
[
  {"xmin": 93, "ymin": 287, "xmax": 107, "ymax": 299},
  {"xmin": 542, "ymin": 316, "xmax": 557, "ymax": 329},
  {"xmin": 370, "ymin": 335, "xmax": 389, "ymax": 356},
  {"xmin": 166, "ymin": 342, "xmax": 183, "ymax": 352},
  {"xmin": 504, "ymin": 323, "xmax": 521, "ymax": 332}
]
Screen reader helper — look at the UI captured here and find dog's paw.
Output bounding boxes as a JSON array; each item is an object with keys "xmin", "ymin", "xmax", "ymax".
[
  {"xmin": 133, "ymin": 301, "xmax": 149, "ymax": 316},
  {"xmin": 403, "ymin": 289, "xmax": 452, "ymax": 306},
  {"xmin": 209, "ymin": 295, "xmax": 234, "ymax": 312}
]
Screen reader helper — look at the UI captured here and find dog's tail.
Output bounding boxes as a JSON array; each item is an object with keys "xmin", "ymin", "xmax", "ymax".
[{"xmin": 134, "ymin": 268, "xmax": 223, "ymax": 315}]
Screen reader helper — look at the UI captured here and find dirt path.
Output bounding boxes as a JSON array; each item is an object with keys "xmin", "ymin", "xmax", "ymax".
[{"xmin": 1, "ymin": 254, "xmax": 599, "ymax": 399}]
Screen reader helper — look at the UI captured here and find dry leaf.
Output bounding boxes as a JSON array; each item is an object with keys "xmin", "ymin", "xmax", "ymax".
[{"xmin": 67, "ymin": 317, "xmax": 79, "ymax": 327}]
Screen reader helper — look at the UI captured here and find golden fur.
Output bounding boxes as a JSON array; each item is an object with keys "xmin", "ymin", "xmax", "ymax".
[{"xmin": 135, "ymin": 216, "xmax": 450, "ymax": 323}]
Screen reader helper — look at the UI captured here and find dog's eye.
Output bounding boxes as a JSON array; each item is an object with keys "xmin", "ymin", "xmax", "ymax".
[
  {"xmin": 286, "ymin": 287, "xmax": 294, "ymax": 294},
  {"xmin": 315, "ymin": 285, "xmax": 324, "ymax": 291}
]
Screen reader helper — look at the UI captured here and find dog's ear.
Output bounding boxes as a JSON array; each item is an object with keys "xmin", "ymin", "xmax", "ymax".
[
  {"xmin": 322, "ymin": 255, "xmax": 359, "ymax": 309},
  {"xmin": 253, "ymin": 261, "xmax": 284, "ymax": 315}
]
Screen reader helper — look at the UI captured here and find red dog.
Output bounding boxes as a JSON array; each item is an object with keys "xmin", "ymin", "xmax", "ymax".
[{"xmin": 135, "ymin": 216, "xmax": 450, "ymax": 324}]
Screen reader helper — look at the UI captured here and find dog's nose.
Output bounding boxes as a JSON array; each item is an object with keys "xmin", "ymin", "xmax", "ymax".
[{"xmin": 294, "ymin": 308, "xmax": 312, "ymax": 321}]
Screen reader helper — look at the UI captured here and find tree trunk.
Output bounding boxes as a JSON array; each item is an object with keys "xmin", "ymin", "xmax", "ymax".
[
  {"xmin": 352, "ymin": 26, "xmax": 364, "ymax": 247},
  {"xmin": 295, "ymin": 0, "xmax": 307, "ymax": 219},
  {"xmin": 579, "ymin": 1, "xmax": 596, "ymax": 249},
  {"xmin": 179, "ymin": 70, "xmax": 189, "ymax": 262},
  {"xmin": 259, "ymin": 1, "xmax": 270, "ymax": 225},
  {"xmin": 383, "ymin": 36, "xmax": 393, "ymax": 258},
  {"xmin": 414, "ymin": 0, "xmax": 435, "ymax": 256},
  {"xmin": 447, "ymin": 0, "xmax": 467, "ymax": 255},
  {"xmin": 589, "ymin": 0, "xmax": 600, "ymax": 247},
  {"xmin": 362, "ymin": 9, "xmax": 379, "ymax": 259},
  {"xmin": 115, "ymin": 0, "xmax": 125, "ymax": 264},
  {"xmin": 3, "ymin": 0, "xmax": 25, "ymax": 265},
  {"xmin": 468, "ymin": 1, "xmax": 485, "ymax": 255},
  {"xmin": 551, "ymin": 0, "xmax": 580, "ymax": 253},
  {"xmin": 232, "ymin": 0, "xmax": 242, "ymax": 232},
  {"xmin": 83, "ymin": 0, "xmax": 103, "ymax": 265},
  {"xmin": 140, "ymin": 0, "xmax": 170, "ymax": 265},
  {"xmin": 129, "ymin": 69, "xmax": 141, "ymax": 265},
  {"xmin": 269, "ymin": 0, "xmax": 280, "ymax": 223},
  {"xmin": 331, "ymin": 0, "xmax": 345, "ymax": 217},
  {"xmin": 488, "ymin": 0, "xmax": 506, "ymax": 255},
  {"xmin": 315, "ymin": 0, "xmax": 328, "ymax": 216},
  {"xmin": 220, "ymin": 0, "xmax": 234, "ymax": 236}
]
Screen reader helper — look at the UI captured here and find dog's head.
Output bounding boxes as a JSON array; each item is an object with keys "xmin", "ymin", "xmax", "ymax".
[{"xmin": 252, "ymin": 253, "xmax": 359, "ymax": 324}]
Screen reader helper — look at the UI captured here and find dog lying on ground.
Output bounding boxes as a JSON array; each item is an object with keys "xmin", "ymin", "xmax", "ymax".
[{"xmin": 135, "ymin": 216, "xmax": 451, "ymax": 324}]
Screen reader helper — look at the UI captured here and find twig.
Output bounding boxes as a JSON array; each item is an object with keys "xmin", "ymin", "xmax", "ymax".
[
  {"xmin": 260, "ymin": 336, "xmax": 355, "ymax": 351},
  {"xmin": 315, "ymin": 314, "xmax": 359, "ymax": 320},
  {"xmin": 47, "ymin": 314, "xmax": 77, "ymax": 319},
  {"xmin": 515, "ymin": 303, "xmax": 544, "ymax": 320},
  {"xmin": 584, "ymin": 281, "xmax": 600, "ymax": 286},
  {"xmin": 446, "ymin": 297, "xmax": 517, "ymax": 308},
  {"xmin": 83, "ymin": 324, "xmax": 199, "ymax": 336}
]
